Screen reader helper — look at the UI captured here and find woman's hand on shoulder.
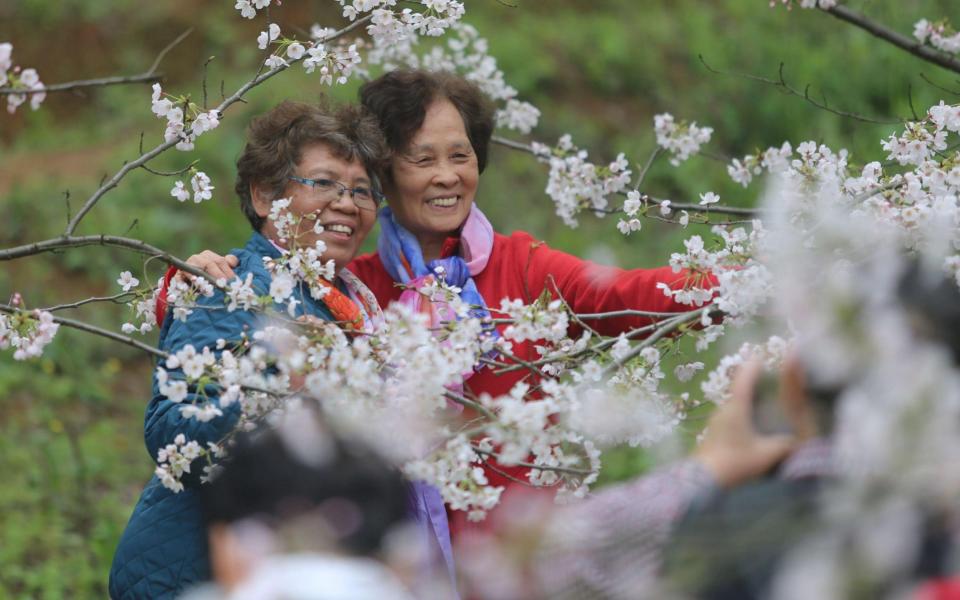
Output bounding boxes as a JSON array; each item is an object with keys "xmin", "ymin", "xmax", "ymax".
[{"xmin": 178, "ymin": 250, "xmax": 239, "ymax": 284}]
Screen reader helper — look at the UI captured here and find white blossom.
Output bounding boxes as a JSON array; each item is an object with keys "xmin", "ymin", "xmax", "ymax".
[
  {"xmin": 653, "ymin": 113, "xmax": 713, "ymax": 166},
  {"xmin": 117, "ymin": 271, "xmax": 140, "ymax": 292}
]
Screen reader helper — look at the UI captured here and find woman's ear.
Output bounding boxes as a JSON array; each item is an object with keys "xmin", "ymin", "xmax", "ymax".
[{"xmin": 250, "ymin": 182, "xmax": 273, "ymax": 218}]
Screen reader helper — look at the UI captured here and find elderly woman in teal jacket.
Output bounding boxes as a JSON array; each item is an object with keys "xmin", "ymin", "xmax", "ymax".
[{"xmin": 108, "ymin": 100, "xmax": 393, "ymax": 599}]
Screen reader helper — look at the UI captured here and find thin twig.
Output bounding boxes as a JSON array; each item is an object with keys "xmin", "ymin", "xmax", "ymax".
[
  {"xmin": 635, "ymin": 147, "xmax": 662, "ymax": 191},
  {"xmin": 444, "ymin": 390, "xmax": 497, "ymax": 421},
  {"xmin": 919, "ymin": 72, "xmax": 960, "ymax": 97},
  {"xmin": 477, "ymin": 456, "xmax": 541, "ymax": 487},
  {"xmin": 146, "ymin": 28, "xmax": 194, "ymax": 76},
  {"xmin": 907, "ymin": 83, "xmax": 920, "ymax": 121},
  {"xmin": 473, "ymin": 447, "xmax": 593, "ymax": 476},
  {"xmin": 822, "ymin": 5, "xmax": 960, "ymax": 76},
  {"xmin": 202, "ymin": 56, "xmax": 214, "ymax": 109},
  {"xmin": 698, "ymin": 54, "xmax": 903, "ymax": 125},
  {"xmin": 547, "ymin": 274, "xmax": 601, "ymax": 338},
  {"xmin": 141, "ymin": 161, "xmax": 197, "ymax": 177},
  {"xmin": 43, "ymin": 292, "xmax": 134, "ymax": 313}
]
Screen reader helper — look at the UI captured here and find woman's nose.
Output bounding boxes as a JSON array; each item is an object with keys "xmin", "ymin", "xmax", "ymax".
[
  {"xmin": 431, "ymin": 164, "xmax": 459, "ymax": 187},
  {"xmin": 328, "ymin": 190, "xmax": 360, "ymax": 213}
]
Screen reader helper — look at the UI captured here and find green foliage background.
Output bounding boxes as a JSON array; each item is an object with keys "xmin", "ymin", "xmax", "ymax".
[{"xmin": 1, "ymin": 0, "xmax": 957, "ymax": 597}]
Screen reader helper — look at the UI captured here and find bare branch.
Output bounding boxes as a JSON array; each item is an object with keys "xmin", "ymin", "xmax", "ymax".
[
  {"xmin": 0, "ymin": 73, "xmax": 162, "ymax": 96},
  {"xmin": 635, "ymin": 147, "xmax": 663, "ymax": 189},
  {"xmin": 0, "ymin": 29, "xmax": 192, "ymax": 97},
  {"xmin": 919, "ymin": 72, "xmax": 960, "ymax": 97},
  {"xmin": 907, "ymin": 83, "xmax": 920, "ymax": 121},
  {"xmin": 141, "ymin": 161, "xmax": 198, "ymax": 177},
  {"xmin": 0, "ymin": 235, "xmax": 218, "ymax": 284},
  {"xmin": 146, "ymin": 28, "xmax": 194, "ymax": 76},
  {"xmin": 822, "ymin": 5, "xmax": 960, "ymax": 77},
  {"xmin": 697, "ymin": 54, "xmax": 904, "ymax": 125},
  {"xmin": 43, "ymin": 292, "xmax": 134, "ymax": 313}
]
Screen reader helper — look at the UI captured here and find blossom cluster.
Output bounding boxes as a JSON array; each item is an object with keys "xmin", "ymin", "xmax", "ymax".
[
  {"xmin": 914, "ymin": 18, "xmax": 960, "ymax": 55},
  {"xmin": 171, "ymin": 171, "xmax": 215, "ymax": 204},
  {"xmin": 151, "ymin": 83, "xmax": 220, "ymax": 151},
  {"xmin": 531, "ymin": 135, "xmax": 632, "ymax": 227},
  {"xmin": 0, "ymin": 43, "xmax": 46, "ymax": 114},
  {"xmin": 727, "ymin": 142, "xmax": 793, "ymax": 187},
  {"xmin": 234, "ymin": 0, "xmax": 276, "ymax": 19},
  {"xmin": 367, "ymin": 22, "xmax": 541, "ymax": 134},
  {"xmin": 653, "ymin": 113, "xmax": 713, "ymax": 166},
  {"xmin": 260, "ymin": 198, "xmax": 337, "ymax": 308},
  {"xmin": 338, "ymin": 0, "xmax": 465, "ymax": 38},
  {"xmin": 0, "ymin": 300, "xmax": 59, "ymax": 361},
  {"xmin": 154, "ymin": 433, "xmax": 204, "ymax": 493},
  {"xmin": 258, "ymin": 22, "xmax": 364, "ymax": 85}
]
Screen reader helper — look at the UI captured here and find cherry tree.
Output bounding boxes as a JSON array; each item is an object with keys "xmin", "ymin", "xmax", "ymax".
[{"xmin": 3, "ymin": 2, "xmax": 960, "ymax": 592}]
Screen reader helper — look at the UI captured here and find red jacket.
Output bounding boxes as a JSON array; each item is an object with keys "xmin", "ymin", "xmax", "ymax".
[{"xmin": 348, "ymin": 230, "xmax": 712, "ymax": 534}]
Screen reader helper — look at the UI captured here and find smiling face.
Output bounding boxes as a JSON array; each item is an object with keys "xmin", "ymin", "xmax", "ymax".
[
  {"xmin": 386, "ymin": 99, "xmax": 479, "ymax": 255},
  {"xmin": 253, "ymin": 142, "xmax": 376, "ymax": 272}
]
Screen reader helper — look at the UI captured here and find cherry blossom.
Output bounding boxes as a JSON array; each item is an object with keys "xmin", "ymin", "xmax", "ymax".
[
  {"xmin": 1, "ymin": 44, "xmax": 46, "ymax": 114},
  {"xmin": 653, "ymin": 113, "xmax": 713, "ymax": 166}
]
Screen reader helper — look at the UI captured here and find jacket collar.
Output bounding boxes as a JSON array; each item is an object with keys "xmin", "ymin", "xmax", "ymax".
[{"xmin": 246, "ymin": 230, "xmax": 284, "ymax": 260}]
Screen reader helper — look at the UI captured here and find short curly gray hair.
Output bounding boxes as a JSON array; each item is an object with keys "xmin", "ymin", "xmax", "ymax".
[{"xmin": 234, "ymin": 100, "xmax": 389, "ymax": 231}]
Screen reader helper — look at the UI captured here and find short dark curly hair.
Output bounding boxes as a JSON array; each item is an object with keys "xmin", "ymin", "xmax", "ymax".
[
  {"xmin": 359, "ymin": 70, "xmax": 496, "ymax": 177},
  {"xmin": 235, "ymin": 100, "xmax": 389, "ymax": 231}
]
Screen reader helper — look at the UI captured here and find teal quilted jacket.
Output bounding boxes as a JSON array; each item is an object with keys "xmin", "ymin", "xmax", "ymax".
[{"xmin": 108, "ymin": 232, "xmax": 334, "ymax": 599}]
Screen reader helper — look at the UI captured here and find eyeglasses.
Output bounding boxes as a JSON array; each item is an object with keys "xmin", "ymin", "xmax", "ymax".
[{"xmin": 288, "ymin": 176, "xmax": 382, "ymax": 211}]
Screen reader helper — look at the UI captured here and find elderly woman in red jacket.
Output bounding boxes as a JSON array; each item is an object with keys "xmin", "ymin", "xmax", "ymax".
[{"xmin": 189, "ymin": 70, "xmax": 712, "ymax": 535}]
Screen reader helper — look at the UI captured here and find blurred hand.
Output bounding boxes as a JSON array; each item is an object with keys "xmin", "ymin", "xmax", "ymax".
[
  {"xmin": 178, "ymin": 250, "xmax": 238, "ymax": 284},
  {"xmin": 693, "ymin": 358, "xmax": 798, "ymax": 489}
]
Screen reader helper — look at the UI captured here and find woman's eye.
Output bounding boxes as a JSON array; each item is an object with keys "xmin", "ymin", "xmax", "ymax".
[{"xmin": 313, "ymin": 178, "xmax": 338, "ymax": 190}]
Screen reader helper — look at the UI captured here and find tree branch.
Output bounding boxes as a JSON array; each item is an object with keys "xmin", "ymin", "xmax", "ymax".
[
  {"xmin": 697, "ymin": 54, "xmax": 904, "ymax": 125},
  {"xmin": 491, "ymin": 135, "xmax": 759, "ymax": 217},
  {"xmin": 0, "ymin": 73, "xmax": 162, "ymax": 96},
  {"xmin": 0, "ymin": 302, "xmax": 165, "ymax": 358},
  {"xmin": 0, "ymin": 235, "xmax": 218, "ymax": 284},
  {"xmin": 822, "ymin": 5, "xmax": 960, "ymax": 77},
  {"xmin": 444, "ymin": 390, "xmax": 498, "ymax": 421},
  {"xmin": 473, "ymin": 447, "xmax": 593, "ymax": 476},
  {"xmin": 0, "ymin": 29, "xmax": 192, "ymax": 97},
  {"xmin": 43, "ymin": 292, "xmax": 134, "ymax": 313},
  {"xmin": 600, "ymin": 309, "xmax": 709, "ymax": 379}
]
